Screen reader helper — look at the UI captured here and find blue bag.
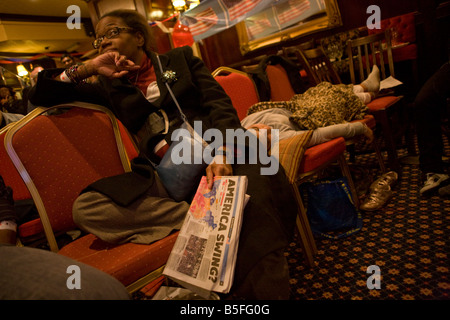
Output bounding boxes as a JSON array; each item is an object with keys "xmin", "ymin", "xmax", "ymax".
[
  {"xmin": 156, "ymin": 121, "xmax": 208, "ymax": 202},
  {"xmin": 302, "ymin": 177, "xmax": 363, "ymax": 239}
]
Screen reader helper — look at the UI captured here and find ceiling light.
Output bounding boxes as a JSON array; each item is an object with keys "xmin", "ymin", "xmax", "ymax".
[
  {"xmin": 150, "ymin": 9, "xmax": 164, "ymax": 20},
  {"xmin": 16, "ymin": 64, "xmax": 28, "ymax": 77},
  {"xmin": 172, "ymin": 0, "xmax": 186, "ymax": 11},
  {"xmin": 188, "ymin": 0, "xmax": 200, "ymax": 10}
]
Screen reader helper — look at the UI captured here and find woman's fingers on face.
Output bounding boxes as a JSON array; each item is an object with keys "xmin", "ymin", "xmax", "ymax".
[{"xmin": 115, "ymin": 55, "xmax": 126, "ymax": 66}]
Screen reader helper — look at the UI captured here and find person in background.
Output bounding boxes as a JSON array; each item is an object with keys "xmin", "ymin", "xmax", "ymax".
[
  {"xmin": 0, "ymin": 85, "xmax": 25, "ymax": 115},
  {"xmin": 21, "ymin": 65, "xmax": 45, "ymax": 113},
  {"xmin": 241, "ymin": 65, "xmax": 382, "ymax": 147},
  {"xmin": 414, "ymin": 62, "xmax": 450, "ymax": 196},
  {"xmin": 60, "ymin": 53, "xmax": 78, "ymax": 67},
  {"xmin": 0, "ymin": 109, "xmax": 24, "ymax": 128}
]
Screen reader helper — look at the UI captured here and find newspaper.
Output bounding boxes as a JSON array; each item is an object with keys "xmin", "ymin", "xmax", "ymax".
[
  {"xmin": 380, "ymin": 76, "xmax": 403, "ymax": 90},
  {"xmin": 163, "ymin": 175, "xmax": 249, "ymax": 299}
]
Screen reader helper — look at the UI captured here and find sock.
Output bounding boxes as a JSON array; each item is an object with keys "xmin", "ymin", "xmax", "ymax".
[
  {"xmin": 361, "ymin": 65, "xmax": 380, "ymax": 93},
  {"xmin": 353, "ymin": 85, "xmax": 364, "ymax": 93},
  {"xmin": 354, "ymin": 92, "xmax": 372, "ymax": 104}
]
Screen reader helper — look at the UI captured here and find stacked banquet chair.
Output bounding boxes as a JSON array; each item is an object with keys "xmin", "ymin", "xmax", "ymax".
[
  {"xmin": 212, "ymin": 67, "xmax": 360, "ymax": 267},
  {"xmin": 283, "ymin": 44, "xmax": 386, "ymax": 173},
  {"xmin": 3, "ymin": 102, "xmax": 178, "ymax": 293},
  {"xmin": 346, "ymin": 29, "xmax": 411, "ymax": 174}
]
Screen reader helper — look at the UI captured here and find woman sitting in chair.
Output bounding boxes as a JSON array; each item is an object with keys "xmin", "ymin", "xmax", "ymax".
[{"xmin": 29, "ymin": 9, "xmax": 299, "ymax": 300}]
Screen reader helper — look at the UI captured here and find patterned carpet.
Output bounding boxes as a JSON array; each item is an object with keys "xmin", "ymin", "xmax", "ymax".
[
  {"xmin": 286, "ymin": 137, "xmax": 450, "ymax": 300},
  {"xmin": 133, "ymin": 135, "xmax": 449, "ymax": 302}
]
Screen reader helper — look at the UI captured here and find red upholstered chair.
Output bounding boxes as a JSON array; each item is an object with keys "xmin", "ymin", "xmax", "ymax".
[
  {"xmin": 4, "ymin": 102, "xmax": 177, "ymax": 293},
  {"xmin": 212, "ymin": 67, "xmax": 259, "ymax": 121},
  {"xmin": 265, "ymin": 64, "xmax": 296, "ymax": 102},
  {"xmin": 1, "ymin": 109, "xmax": 140, "ymax": 246},
  {"xmin": 212, "ymin": 67, "xmax": 360, "ymax": 266}
]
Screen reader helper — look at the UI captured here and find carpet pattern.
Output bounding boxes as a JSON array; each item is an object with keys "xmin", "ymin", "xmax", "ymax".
[{"xmin": 286, "ymin": 139, "xmax": 449, "ymax": 300}]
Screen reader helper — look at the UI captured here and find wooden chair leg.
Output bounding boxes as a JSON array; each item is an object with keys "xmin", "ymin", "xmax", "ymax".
[
  {"xmin": 292, "ymin": 184, "xmax": 317, "ymax": 267},
  {"xmin": 337, "ymin": 154, "xmax": 360, "ymax": 208},
  {"xmin": 373, "ymin": 110, "xmax": 402, "ymax": 174},
  {"xmin": 372, "ymin": 138, "xmax": 387, "ymax": 173}
]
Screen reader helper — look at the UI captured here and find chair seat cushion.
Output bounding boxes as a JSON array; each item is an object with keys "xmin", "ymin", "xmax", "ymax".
[
  {"xmin": 58, "ymin": 232, "xmax": 179, "ymax": 286},
  {"xmin": 18, "ymin": 218, "xmax": 44, "ymax": 239},
  {"xmin": 367, "ymin": 96, "xmax": 401, "ymax": 112},
  {"xmin": 299, "ymin": 137, "xmax": 346, "ymax": 173}
]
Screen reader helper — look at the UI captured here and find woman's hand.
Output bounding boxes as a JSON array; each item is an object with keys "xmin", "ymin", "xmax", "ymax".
[
  {"xmin": 205, "ymin": 158, "xmax": 233, "ymax": 189},
  {"xmin": 84, "ymin": 52, "xmax": 140, "ymax": 79}
]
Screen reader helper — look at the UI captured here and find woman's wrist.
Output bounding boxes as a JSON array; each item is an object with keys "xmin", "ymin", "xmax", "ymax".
[{"xmin": 60, "ymin": 63, "xmax": 93, "ymax": 84}]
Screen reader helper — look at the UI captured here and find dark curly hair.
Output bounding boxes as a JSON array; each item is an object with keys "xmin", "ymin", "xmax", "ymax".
[{"xmin": 99, "ymin": 9, "xmax": 157, "ymax": 56}]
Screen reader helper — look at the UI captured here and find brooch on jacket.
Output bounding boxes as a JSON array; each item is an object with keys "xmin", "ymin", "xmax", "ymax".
[{"xmin": 161, "ymin": 70, "xmax": 178, "ymax": 84}]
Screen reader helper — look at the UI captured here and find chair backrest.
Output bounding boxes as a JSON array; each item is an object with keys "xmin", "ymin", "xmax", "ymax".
[
  {"xmin": 367, "ymin": 12, "xmax": 416, "ymax": 44},
  {"xmin": 5, "ymin": 103, "xmax": 134, "ymax": 252},
  {"xmin": 265, "ymin": 64, "xmax": 296, "ymax": 102},
  {"xmin": 287, "ymin": 46, "xmax": 342, "ymax": 85},
  {"xmin": 212, "ymin": 67, "xmax": 260, "ymax": 120},
  {"xmin": 346, "ymin": 29, "xmax": 395, "ymax": 84}
]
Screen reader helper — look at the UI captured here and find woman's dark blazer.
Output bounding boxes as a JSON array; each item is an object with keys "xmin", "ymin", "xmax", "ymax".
[{"xmin": 29, "ymin": 46, "xmax": 298, "ymax": 294}]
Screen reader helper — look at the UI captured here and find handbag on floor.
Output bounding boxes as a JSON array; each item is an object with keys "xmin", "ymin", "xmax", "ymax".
[{"xmin": 301, "ymin": 177, "xmax": 363, "ymax": 239}]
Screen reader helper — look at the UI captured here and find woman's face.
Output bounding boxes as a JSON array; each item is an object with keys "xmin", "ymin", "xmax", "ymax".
[{"xmin": 95, "ymin": 16, "xmax": 144, "ymax": 63}]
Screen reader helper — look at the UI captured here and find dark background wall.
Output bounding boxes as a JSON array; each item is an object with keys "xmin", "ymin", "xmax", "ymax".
[{"xmin": 197, "ymin": 0, "xmax": 449, "ymax": 87}]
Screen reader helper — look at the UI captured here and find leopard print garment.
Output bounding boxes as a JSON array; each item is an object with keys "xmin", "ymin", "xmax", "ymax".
[{"xmin": 247, "ymin": 82, "xmax": 369, "ymax": 130}]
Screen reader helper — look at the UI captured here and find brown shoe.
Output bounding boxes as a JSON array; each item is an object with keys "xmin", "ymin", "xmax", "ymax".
[
  {"xmin": 369, "ymin": 171, "xmax": 398, "ymax": 191},
  {"xmin": 360, "ymin": 184, "xmax": 393, "ymax": 211}
]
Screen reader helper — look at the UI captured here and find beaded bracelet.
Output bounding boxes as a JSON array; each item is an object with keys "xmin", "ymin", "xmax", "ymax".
[{"xmin": 63, "ymin": 64, "xmax": 88, "ymax": 84}]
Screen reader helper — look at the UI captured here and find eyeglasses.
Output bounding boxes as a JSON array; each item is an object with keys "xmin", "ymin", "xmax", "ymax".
[{"xmin": 92, "ymin": 27, "xmax": 134, "ymax": 49}]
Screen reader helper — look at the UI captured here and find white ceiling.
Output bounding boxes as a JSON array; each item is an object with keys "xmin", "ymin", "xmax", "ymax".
[{"xmin": 0, "ymin": 0, "xmax": 94, "ymax": 56}]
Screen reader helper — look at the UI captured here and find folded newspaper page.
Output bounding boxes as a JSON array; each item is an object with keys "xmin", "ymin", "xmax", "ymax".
[
  {"xmin": 380, "ymin": 76, "xmax": 403, "ymax": 90},
  {"xmin": 163, "ymin": 175, "xmax": 249, "ymax": 299}
]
